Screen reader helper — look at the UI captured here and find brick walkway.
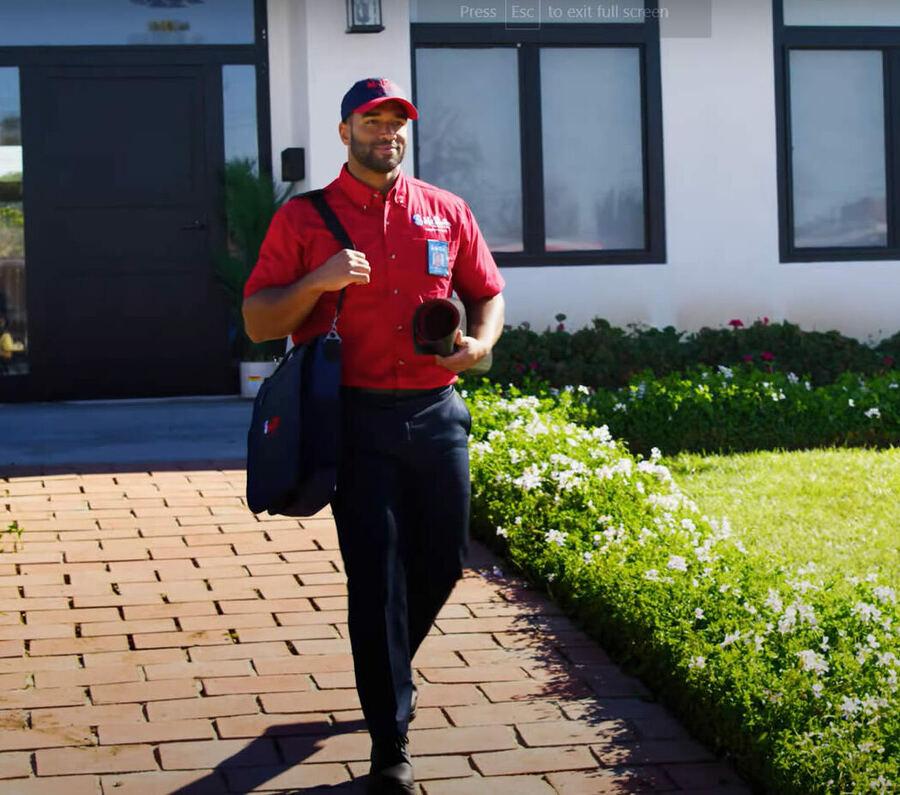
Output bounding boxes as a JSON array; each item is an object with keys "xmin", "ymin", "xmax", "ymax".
[{"xmin": 0, "ymin": 465, "xmax": 750, "ymax": 794}]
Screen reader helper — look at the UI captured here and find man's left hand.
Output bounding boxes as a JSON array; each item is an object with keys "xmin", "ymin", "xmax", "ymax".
[{"xmin": 434, "ymin": 330, "xmax": 490, "ymax": 373}]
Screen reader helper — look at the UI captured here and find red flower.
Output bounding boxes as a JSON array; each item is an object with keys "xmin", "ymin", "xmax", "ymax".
[
  {"xmin": 728, "ymin": 319, "xmax": 744, "ymax": 329},
  {"xmin": 742, "ymin": 354, "xmax": 754, "ymax": 363},
  {"xmin": 761, "ymin": 351, "xmax": 775, "ymax": 362},
  {"xmin": 556, "ymin": 323, "xmax": 566, "ymax": 332},
  {"xmin": 884, "ymin": 355, "xmax": 895, "ymax": 368},
  {"xmin": 529, "ymin": 361, "xmax": 539, "ymax": 371},
  {"xmin": 762, "ymin": 316, "xmax": 770, "ymax": 325}
]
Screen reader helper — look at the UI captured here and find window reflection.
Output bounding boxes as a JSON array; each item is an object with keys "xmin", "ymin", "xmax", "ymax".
[
  {"xmin": 790, "ymin": 50, "xmax": 887, "ymax": 248},
  {"xmin": 0, "ymin": 68, "xmax": 27, "ymax": 376},
  {"xmin": 415, "ymin": 48, "xmax": 524, "ymax": 252},
  {"xmin": 223, "ymin": 65, "xmax": 259, "ymax": 168},
  {"xmin": 541, "ymin": 48, "xmax": 645, "ymax": 251}
]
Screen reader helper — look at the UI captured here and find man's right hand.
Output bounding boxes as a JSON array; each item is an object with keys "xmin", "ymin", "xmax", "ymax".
[{"xmin": 311, "ymin": 249, "xmax": 371, "ymax": 293}]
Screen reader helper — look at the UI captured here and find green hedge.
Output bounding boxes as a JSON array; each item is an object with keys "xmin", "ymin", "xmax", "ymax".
[
  {"xmin": 491, "ymin": 317, "xmax": 900, "ymax": 390},
  {"xmin": 560, "ymin": 366, "xmax": 900, "ymax": 456},
  {"xmin": 465, "ymin": 388, "xmax": 899, "ymax": 794}
]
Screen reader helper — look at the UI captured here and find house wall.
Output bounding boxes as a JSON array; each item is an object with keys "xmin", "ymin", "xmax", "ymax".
[
  {"xmin": 267, "ymin": 0, "xmax": 900, "ymax": 342},
  {"xmin": 267, "ymin": 0, "xmax": 414, "ymax": 191}
]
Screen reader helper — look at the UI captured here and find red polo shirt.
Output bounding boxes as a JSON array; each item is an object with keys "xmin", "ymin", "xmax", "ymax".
[{"xmin": 244, "ymin": 166, "xmax": 505, "ymax": 389}]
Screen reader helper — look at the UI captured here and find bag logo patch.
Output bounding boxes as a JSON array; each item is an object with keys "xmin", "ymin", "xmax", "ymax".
[{"xmin": 263, "ymin": 416, "xmax": 281, "ymax": 436}]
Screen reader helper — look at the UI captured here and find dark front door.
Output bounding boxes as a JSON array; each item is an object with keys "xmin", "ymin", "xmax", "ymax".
[{"xmin": 21, "ymin": 64, "xmax": 232, "ymax": 400}]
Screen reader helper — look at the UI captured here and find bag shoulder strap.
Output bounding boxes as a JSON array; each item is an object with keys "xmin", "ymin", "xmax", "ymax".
[
  {"xmin": 292, "ymin": 189, "xmax": 356, "ymax": 251},
  {"xmin": 290, "ymin": 188, "xmax": 356, "ymax": 324}
]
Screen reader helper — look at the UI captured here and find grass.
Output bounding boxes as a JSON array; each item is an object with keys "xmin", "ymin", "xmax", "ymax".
[
  {"xmin": 466, "ymin": 389, "xmax": 899, "ymax": 793},
  {"xmin": 667, "ymin": 447, "xmax": 900, "ymax": 584}
]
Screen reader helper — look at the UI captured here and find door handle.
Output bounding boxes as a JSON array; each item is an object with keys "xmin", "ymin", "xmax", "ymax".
[{"xmin": 179, "ymin": 220, "xmax": 207, "ymax": 231}]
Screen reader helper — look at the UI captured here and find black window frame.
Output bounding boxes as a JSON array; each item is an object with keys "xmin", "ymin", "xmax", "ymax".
[
  {"xmin": 774, "ymin": 0, "xmax": 900, "ymax": 263},
  {"xmin": 410, "ymin": 8, "xmax": 666, "ymax": 268}
]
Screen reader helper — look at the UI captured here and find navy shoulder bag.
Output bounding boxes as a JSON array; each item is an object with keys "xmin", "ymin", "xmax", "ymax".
[{"xmin": 245, "ymin": 189, "xmax": 353, "ymax": 516}]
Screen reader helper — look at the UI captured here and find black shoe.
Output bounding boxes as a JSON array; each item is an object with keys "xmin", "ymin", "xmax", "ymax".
[
  {"xmin": 409, "ymin": 683, "xmax": 418, "ymax": 723},
  {"xmin": 368, "ymin": 734, "xmax": 415, "ymax": 794}
]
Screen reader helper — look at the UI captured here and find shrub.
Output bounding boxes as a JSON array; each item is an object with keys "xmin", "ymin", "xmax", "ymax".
[
  {"xmin": 575, "ymin": 367, "xmax": 900, "ymax": 456},
  {"xmin": 465, "ymin": 388, "xmax": 898, "ymax": 794},
  {"xmin": 490, "ymin": 318, "xmax": 899, "ymax": 390}
]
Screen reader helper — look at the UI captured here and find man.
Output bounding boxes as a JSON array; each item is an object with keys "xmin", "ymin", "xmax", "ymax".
[{"xmin": 242, "ymin": 78, "xmax": 505, "ymax": 793}]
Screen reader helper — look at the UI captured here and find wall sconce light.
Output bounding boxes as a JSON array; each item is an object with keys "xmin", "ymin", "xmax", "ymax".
[{"xmin": 346, "ymin": 0, "xmax": 384, "ymax": 33}]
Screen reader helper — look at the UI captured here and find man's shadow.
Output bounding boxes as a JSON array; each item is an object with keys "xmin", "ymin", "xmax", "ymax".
[{"xmin": 169, "ymin": 716, "xmax": 373, "ymax": 794}]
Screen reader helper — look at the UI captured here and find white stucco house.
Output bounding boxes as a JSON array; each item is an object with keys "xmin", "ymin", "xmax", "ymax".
[{"xmin": 0, "ymin": 0, "xmax": 898, "ymax": 399}]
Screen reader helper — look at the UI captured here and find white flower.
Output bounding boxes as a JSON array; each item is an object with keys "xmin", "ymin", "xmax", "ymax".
[
  {"xmin": 778, "ymin": 605, "xmax": 797, "ymax": 635},
  {"xmin": 872, "ymin": 585, "xmax": 896, "ymax": 604},
  {"xmin": 848, "ymin": 398, "xmax": 856, "ymax": 407},
  {"xmin": 582, "ymin": 551, "xmax": 593, "ymax": 564},
  {"xmin": 797, "ymin": 649, "xmax": 829, "ymax": 675},
  {"xmin": 513, "ymin": 465, "xmax": 543, "ymax": 491},
  {"xmin": 811, "ymin": 683, "xmax": 824, "ymax": 698},
  {"xmin": 717, "ymin": 365, "xmax": 733, "ymax": 379},
  {"xmin": 650, "ymin": 446, "xmax": 662, "ymax": 462},
  {"xmin": 840, "ymin": 696, "xmax": 861, "ymax": 717},
  {"xmin": 613, "ymin": 402, "xmax": 627, "ymax": 412},
  {"xmin": 544, "ymin": 529, "xmax": 568, "ymax": 547},
  {"xmin": 864, "ymin": 407, "xmax": 881, "ymax": 419},
  {"xmin": 694, "ymin": 608, "xmax": 705, "ymax": 620},
  {"xmin": 496, "ymin": 526, "xmax": 508, "ymax": 538},
  {"xmin": 787, "ymin": 372, "xmax": 799, "ymax": 384},
  {"xmin": 644, "ymin": 569, "xmax": 660, "ymax": 582},
  {"xmin": 689, "ymin": 655, "xmax": 706, "ymax": 669},
  {"xmin": 765, "ymin": 589, "xmax": 783, "ymax": 613},
  {"xmin": 852, "ymin": 602, "xmax": 883, "ymax": 623},
  {"xmin": 667, "ymin": 555, "xmax": 688, "ymax": 572},
  {"xmin": 720, "ymin": 631, "xmax": 741, "ymax": 648}
]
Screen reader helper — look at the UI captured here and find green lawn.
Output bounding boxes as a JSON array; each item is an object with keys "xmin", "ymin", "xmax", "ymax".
[{"xmin": 666, "ymin": 447, "xmax": 900, "ymax": 583}]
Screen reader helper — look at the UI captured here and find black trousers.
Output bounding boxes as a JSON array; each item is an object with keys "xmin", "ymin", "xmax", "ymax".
[{"xmin": 331, "ymin": 385, "xmax": 472, "ymax": 741}]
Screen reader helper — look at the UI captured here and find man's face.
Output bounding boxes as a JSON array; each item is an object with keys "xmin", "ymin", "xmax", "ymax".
[{"xmin": 341, "ymin": 100, "xmax": 408, "ymax": 173}]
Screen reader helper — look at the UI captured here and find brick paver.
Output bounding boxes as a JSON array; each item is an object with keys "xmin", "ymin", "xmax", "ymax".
[{"xmin": 0, "ymin": 465, "xmax": 750, "ymax": 793}]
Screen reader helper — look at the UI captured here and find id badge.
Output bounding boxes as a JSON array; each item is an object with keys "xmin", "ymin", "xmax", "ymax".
[{"xmin": 426, "ymin": 239, "xmax": 450, "ymax": 277}]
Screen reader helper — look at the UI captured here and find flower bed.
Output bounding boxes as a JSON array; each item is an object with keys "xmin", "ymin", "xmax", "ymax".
[{"xmin": 466, "ymin": 388, "xmax": 898, "ymax": 793}]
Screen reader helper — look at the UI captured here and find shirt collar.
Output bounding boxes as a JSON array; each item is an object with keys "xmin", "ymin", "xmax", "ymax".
[{"xmin": 337, "ymin": 164, "xmax": 408, "ymax": 209}]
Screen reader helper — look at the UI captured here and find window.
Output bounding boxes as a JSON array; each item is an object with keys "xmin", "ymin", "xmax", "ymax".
[
  {"xmin": 411, "ymin": 4, "xmax": 666, "ymax": 265},
  {"xmin": 775, "ymin": 0, "xmax": 900, "ymax": 261},
  {"xmin": 223, "ymin": 64, "xmax": 260, "ymax": 168},
  {"xmin": 0, "ymin": 67, "xmax": 26, "ymax": 377}
]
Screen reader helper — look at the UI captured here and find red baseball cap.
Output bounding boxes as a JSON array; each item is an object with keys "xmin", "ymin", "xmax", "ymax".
[{"xmin": 341, "ymin": 78, "xmax": 419, "ymax": 121}]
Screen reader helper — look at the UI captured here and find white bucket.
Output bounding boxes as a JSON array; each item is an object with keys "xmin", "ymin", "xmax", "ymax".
[{"xmin": 239, "ymin": 360, "xmax": 278, "ymax": 399}]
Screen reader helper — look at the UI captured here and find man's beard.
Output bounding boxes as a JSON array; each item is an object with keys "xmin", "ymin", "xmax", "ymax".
[{"xmin": 349, "ymin": 132, "xmax": 405, "ymax": 173}]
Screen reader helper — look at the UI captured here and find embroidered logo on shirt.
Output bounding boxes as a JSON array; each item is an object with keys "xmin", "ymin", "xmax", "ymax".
[{"xmin": 412, "ymin": 213, "xmax": 451, "ymax": 233}]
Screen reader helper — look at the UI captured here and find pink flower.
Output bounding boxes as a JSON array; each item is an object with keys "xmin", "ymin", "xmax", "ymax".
[
  {"xmin": 556, "ymin": 323, "xmax": 565, "ymax": 332},
  {"xmin": 884, "ymin": 355, "xmax": 895, "ymax": 368},
  {"xmin": 761, "ymin": 351, "xmax": 775, "ymax": 362},
  {"xmin": 742, "ymin": 354, "xmax": 754, "ymax": 363},
  {"xmin": 728, "ymin": 319, "xmax": 744, "ymax": 329},
  {"xmin": 529, "ymin": 361, "xmax": 538, "ymax": 371},
  {"xmin": 762, "ymin": 316, "xmax": 770, "ymax": 325}
]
